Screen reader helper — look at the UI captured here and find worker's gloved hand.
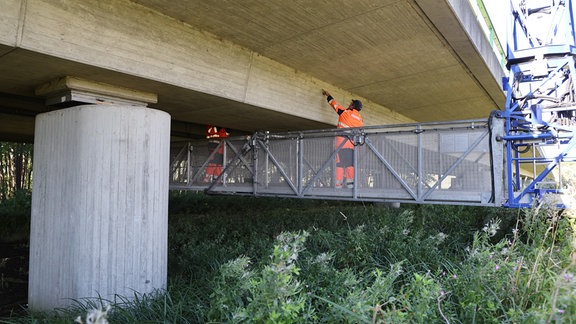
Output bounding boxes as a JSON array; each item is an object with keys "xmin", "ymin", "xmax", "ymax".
[{"xmin": 322, "ymin": 89, "xmax": 331, "ymax": 97}]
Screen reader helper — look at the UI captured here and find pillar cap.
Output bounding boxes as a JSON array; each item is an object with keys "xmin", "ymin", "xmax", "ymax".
[{"xmin": 35, "ymin": 76, "xmax": 158, "ymax": 107}]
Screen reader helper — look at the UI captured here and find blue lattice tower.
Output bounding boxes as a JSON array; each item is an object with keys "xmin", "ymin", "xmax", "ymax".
[{"xmin": 497, "ymin": 0, "xmax": 576, "ymax": 207}]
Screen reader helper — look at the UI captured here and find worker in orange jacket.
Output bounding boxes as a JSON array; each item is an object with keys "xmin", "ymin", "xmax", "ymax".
[
  {"xmin": 322, "ymin": 89, "xmax": 363, "ymax": 189},
  {"xmin": 205, "ymin": 125, "xmax": 229, "ymax": 182}
]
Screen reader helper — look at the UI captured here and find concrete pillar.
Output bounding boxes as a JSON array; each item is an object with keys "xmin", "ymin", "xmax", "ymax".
[{"xmin": 28, "ymin": 104, "xmax": 170, "ymax": 311}]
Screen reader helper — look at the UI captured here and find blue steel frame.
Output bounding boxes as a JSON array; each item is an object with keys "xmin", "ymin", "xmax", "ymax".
[{"xmin": 498, "ymin": 0, "xmax": 576, "ymax": 207}]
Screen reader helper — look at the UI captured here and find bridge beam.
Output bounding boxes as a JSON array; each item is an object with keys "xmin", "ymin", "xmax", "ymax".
[{"xmin": 28, "ymin": 103, "xmax": 170, "ymax": 311}]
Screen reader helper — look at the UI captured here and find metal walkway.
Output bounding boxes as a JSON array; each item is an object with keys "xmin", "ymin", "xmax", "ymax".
[
  {"xmin": 169, "ymin": 0, "xmax": 576, "ymax": 208},
  {"xmin": 170, "ymin": 119, "xmax": 504, "ymax": 207}
]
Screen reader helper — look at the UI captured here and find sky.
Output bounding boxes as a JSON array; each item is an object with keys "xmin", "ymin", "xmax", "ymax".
[
  {"xmin": 468, "ymin": 0, "xmax": 511, "ymax": 70},
  {"xmin": 482, "ymin": 0, "xmax": 509, "ymax": 46}
]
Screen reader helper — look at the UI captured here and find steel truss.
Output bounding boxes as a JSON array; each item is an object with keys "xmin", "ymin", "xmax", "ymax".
[
  {"xmin": 496, "ymin": 0, "xmax": 576, "ymax": 207},
  {"xmin": 170, "ymin": 120, "xmax": 503, "ymax": 206}
]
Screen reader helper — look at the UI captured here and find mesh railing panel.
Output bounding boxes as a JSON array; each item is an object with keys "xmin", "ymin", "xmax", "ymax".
[{"xmin": 170, "ymin": 120, "xmax": 498, "ymax": 205}]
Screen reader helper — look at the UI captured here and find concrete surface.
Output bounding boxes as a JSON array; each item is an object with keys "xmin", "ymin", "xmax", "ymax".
[
  {"xmin": 28, "ymin": 104, "xmax": 170, "ymax": 311},
  {"xmin": 0, "ymin": 0, "xmax": 505, "ymax": 141}
]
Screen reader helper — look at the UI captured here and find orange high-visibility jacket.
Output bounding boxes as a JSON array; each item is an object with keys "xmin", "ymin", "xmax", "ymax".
[
  {"xmin": 207, "ymin": 126, "xmax": 230, "ymax": 139},
  {"xmin": 218, "ymin": 128, "xmax": 229, "ymax": 138},
  {"xmin": 327, "ymin": 97, "xmax": 363, "ymax": 149},
  {"xmin": 206, "ymin": 125, "xmax": 229, "ymax": 154},
  {"xmin": 206, "ymin": 125, "xmax": 220, "ymax": 139}
]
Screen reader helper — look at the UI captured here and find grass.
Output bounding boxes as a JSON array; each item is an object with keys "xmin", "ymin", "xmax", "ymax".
[{"xmin": 0, "ymin": 191, "xmax": 574, "ymax": 323}]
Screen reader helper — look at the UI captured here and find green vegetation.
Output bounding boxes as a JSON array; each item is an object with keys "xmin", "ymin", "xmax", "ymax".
[
  {"xmin": 0, "ymin": 142, "xmax": 33, "ymax": 202},
  {"xmin": 1, "ymin": 192, "xmax": 575, "ymax": 323},
  {"xmin": 0, "ymin": 189, "xmax": 31, "ymax": 243}
]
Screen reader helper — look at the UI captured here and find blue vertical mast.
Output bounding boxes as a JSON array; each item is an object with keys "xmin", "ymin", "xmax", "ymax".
[{"xmin": 498, "ymin": 0, "xmax": 576, "ymax": 207}]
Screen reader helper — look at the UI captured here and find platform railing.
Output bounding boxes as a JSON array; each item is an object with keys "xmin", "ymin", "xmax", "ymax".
[{"xmin": 170, "ymin": 119, "xmax": 503, "ymax": 206}]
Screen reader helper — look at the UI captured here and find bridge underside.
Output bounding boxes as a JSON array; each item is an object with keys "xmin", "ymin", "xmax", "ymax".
[{"xmin": 0, "ymin": 0, "xmax": 504, "ymax": 142}]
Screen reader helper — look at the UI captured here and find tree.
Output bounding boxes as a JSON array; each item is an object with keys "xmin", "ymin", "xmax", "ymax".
[{"xmin": 0, "ymin": 142, "xmax": 33, "ymax": 201}]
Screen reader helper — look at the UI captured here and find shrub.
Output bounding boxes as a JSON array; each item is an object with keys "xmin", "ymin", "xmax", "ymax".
[{"xmin": 208, "ymin": 231, "xmax": 313, "ymax": 323}]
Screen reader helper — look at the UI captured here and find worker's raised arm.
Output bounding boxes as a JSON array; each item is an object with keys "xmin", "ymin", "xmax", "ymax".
[{"xmin": 322, "ymin": 89, "xmax": 346, "ymax": 114}]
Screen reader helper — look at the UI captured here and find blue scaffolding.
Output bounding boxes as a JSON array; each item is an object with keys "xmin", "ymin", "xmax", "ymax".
[{"xmin": 495, "ymin": 0, "xmax": 576, "ymax": 207}]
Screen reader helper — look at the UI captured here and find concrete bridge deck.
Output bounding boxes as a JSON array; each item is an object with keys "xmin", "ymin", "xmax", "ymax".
[{"xmin": 0, "ymin": 0, "xmax": 505, "ymax": 142}]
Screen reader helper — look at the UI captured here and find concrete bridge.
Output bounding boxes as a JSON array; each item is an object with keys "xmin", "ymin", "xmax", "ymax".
[
  {"xmin": 0, "ymin": 0, "xmax": 505, "ymax": 311},
  {"xmin": 1, "ymin": 0, "xmax": 505, "ymax": 141}
]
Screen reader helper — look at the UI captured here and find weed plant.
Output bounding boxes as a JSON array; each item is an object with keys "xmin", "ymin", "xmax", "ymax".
[{"xmin": 1, "ymin": 191, "xmax": 574, "ymax": 323}]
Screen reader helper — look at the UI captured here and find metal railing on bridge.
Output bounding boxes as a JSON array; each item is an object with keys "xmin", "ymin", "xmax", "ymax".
[{"xmin": 170, "ymin": 119, "xmax": 503, "ymax": 207}]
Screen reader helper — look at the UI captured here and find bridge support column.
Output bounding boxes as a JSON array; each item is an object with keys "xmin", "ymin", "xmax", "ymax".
[{"xmin": 28, "ymin": 104, "xmax": 170, "ymax": 311}]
